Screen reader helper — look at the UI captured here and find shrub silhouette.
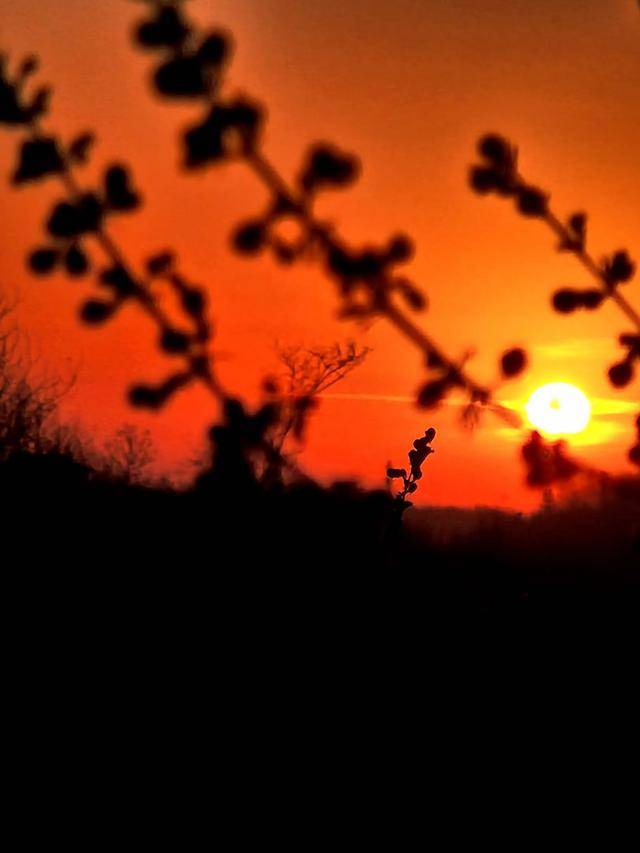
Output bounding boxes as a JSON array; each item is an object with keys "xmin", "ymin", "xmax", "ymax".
[
  {"xmin": 102, "ymin": 423, "xmax": 156, "ymax": 485},
  {"xmin": 0, "ymin": 300, "xmax": 73, "ymax": 460},
  {"xmin": 387, "ymin": 427, "xmax": 437, "ymax": 515}
]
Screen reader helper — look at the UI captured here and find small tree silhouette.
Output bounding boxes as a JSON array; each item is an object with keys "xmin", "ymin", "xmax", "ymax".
[
  {"xmin": 387, "ymin": 427, "xmax": 437, "ymax": 516},
  {"xmin": 0, "ymin": 299, "xmax": 72, "ymax": 459},
  {"xmin": 103, "ymin": 423, "xmax": 156, "ymax": 485},
  {"xmin": 269, "ymin": 342, "xmax": 368, "ymax": 447}
]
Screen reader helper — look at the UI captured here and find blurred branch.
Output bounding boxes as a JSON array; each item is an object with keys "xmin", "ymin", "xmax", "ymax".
[
  {"xmin": 130, "ymin": 2, "xmax": 528, "ymax": 426},
  {"xmin": 469, "ymin": 133, "xmax": 640, "ymax": 469}
]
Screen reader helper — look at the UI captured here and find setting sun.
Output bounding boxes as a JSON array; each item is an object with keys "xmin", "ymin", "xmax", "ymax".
[{"xmin": 525, "ymin": 382, "xmax": 592, "ymax": 436}]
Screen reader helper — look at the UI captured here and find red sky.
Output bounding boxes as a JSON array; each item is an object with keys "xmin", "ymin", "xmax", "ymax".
[{"xmin": 1, "ymin": 0, "xmax": 639, "ymax": 510}]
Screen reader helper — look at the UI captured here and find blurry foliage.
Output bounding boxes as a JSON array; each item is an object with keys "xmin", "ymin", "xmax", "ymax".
[
  {"xmin": 0, "ymin": 37, "xmax": 320, "ymax": 492},
  {"xmin": 521, "ymin": 431, "xmax": 580, "ymax": 489},
  {"xmin": 470, "ymin": 133, "xmax": 640, "ymax": 477},
  {"xmin": 0, "ymin": 48, "xmax": 218, "ymax": 411},
  {"xmin": 130, "ymin": 0, "xmax": 528, "ymax": 432}
]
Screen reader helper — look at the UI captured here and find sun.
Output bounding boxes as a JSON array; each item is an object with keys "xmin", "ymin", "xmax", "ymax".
[{"xmin": 525, "ymin": 382, "xmax": 591, "ymax": 435}]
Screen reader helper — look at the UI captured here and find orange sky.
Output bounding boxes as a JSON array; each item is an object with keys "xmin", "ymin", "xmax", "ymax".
[{"xmin": 1, "ymin": 0, "xmax": 639, "ymax": 510}]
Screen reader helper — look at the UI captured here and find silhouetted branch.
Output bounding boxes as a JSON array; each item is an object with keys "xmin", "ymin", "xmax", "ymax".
[
  {"xmin": 469, "ymin": 133, "xmax": 640, "ymax": 468},
  {"xmin": 269, "ymin": 341, "xmax": 368, "ymax": 449},
  {"xmin": 131, "ymin": 1, "xmax": 528, "ymax": 427},
  {"xmin": 1, "ymin": 51, "xmax": 223, "ymax": 411},
  {"xmin": 387, "ymin": 427, "xmax": 436, "ymax": 515},
  {"xmin": 1, "ymin": 47, "xmax": 307, "ymax": 485}
]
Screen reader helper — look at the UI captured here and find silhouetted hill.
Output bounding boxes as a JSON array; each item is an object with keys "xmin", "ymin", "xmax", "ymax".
[{"xmin": 3, "ymin": 450, "xmax": 638, "ymax": 620}]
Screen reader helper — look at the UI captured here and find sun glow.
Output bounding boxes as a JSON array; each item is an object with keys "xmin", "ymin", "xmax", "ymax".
[{"xmin": 525, "ymin": 382, "xmax": 591, "ymax": 436}]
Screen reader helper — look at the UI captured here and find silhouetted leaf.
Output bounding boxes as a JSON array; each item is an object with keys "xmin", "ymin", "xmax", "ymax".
[
  {"xmin": 559, "ymin": 211, "xmax": 588, "ymax": 252},
  {"xmin": 104, "ymin": 164, "xmax": 141, "ymax": 211},
  {"xmin": 160, "ymin": 328, "xmax": 190, "ymax": 354},
  {"xmin": 273, "ymin": 242, "xmax": 296, "ymax": 265},
  {"xmin": 47, "ymin": 201, "xmax": 81, "ymax": 238},
  {"xmin": 552, "ymin": 288, "xmax": 580, "ymax": 314},
  {"xmin": 80, "ymin": 299, "xmax": 116, "ymax": 325},
  {"xmin": 386, "ymin": 468, "xmax": 406, "ymax": 479},
  {"xmin": 181, "ymin": 288, "xmax": 206, "ymax": 318},
  {"xmin": 608, "ymin": 361, "xmax": 633, "ymax": 388},
  {"xmin": 12, "ymin": 137, "xmax": 63, "ymax": 184},
  {"xmin": 135, "ymin": 6, "xmax": 189, "ymax": 50},
  {"xmin": 477, "ymin": 134, "xmax": 513, "ymax": 169},
  {"xmin": 516, "ymin": 185, "xmax": 548, "ymax": 217},
  {"xmin": 232, "ymin": 220, "xmax": 266, "ymax": 254},
  {"xmin": 28, "ymin": 247, "xmax": 58, "ymax": 275},
  {"xmin": 184, "ymin": 98, "xmax": 263, "ymax": 167},
  {"xmin": 469, "ymin": 165, "xmax": 499, "ymax": 194},
  {"xmin": 154, "ymin": 56, "xmax": 208, "ymax": 98},
  {"xmin": 603, "ymin": 250, "xmax": 635, "ymax": 286},
  {"xmin": 128, "ymin": 384, "xmax": 162, "ymax": 409},
  {"xmin": 27, "ymin": 86, "xmax": 51, "ymax": 121},
  {"xmin": 582, "ymin": 289, "xmax": 604, "ymax": 310},
  {"xmin": 129, "ymin": 372, "xmax": 192, "ymax": 409},
  {"xmin": 146, "ymin": 251, "xmax": 175, "ymax": 276},
  {"xmin": 47, "ymin": 193, "xmax": 103, "ymax": 238},
  {"xmin": 100, "ymin": 265, "xmax": 137, "ymax": 297},
  {"xmin": 386, "ymin": 234, "xmax": 414, "ymax": 263},
  {"xmin": 18, "ymin": 55, "xmax": 39, "ymax": 78},
  {"xmin": 64, "ymin": 244, "xmax": 89, "ymax": 277},
  {"xmin": 68, "ymin": 132, "xmax": 95, "ymax": 164},
  {"xmin": 299, "ymin": 143, "xmax": 360, "ymax": 193},
  {"xmin": 0, "ymin": 76, "xmax": 27, "ymax": 124},
  {"xmin": 417, "ymin": 379, "xmax": 448, "ymax": 408},
  {"xmin": 197, "ymin": 30, "xmax": 231, "ymax": 66},
  {"xmin": 396, "ymin": 278, "xmax": 427, "ymax": 311},
  {"xmin": 500, "ymin": 347, "xmax": 527, "ymax": 378},
  {"xmin": 619, "ymin": 334, "xmax": 640, "ymax": 356}
]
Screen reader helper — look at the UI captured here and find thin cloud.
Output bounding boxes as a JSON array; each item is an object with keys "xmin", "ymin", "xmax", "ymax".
[
  {"xmin": 590, "ymin": 397, "xmax": 638, "ymax": 416},
  {"xmin": 319, "ymin": 392, "xmax": 463, "ymax": 406},
  {"xmin": 532, "ymin": 337, "xmax": 615, "ymax": 360},
  {"xmin": 321, "ymin": 391, "xmax": 637, "ymax": 417},
  {"xmin": 319, "ymin": 392, "xmax": 414, "ymax": 403}
]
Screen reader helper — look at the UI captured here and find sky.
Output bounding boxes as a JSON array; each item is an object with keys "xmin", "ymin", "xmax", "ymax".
[{"xmin": 1, "ymin": 0, "xmax": 639, "ymax": 510}]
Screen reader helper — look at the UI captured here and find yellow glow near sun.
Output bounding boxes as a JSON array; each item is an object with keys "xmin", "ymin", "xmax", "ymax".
[{"xmin": 525, "ymin": 382, "xmax": 591, "ymax": 435}]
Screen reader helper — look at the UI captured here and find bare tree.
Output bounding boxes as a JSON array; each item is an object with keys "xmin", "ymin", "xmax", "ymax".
[
  {"xmin": 0, "ymin": 299, "xmax": 72, "ymax": 460},
  {"xmin": 270, "ymin": 341, "xmax": 368, "ymax": 451},
  {"xmin": 102, "ymin": 423, "xmax": 156, "ymax": 485},
  {"xmin": 257, "ymin": 341, "xmax": 368, "ymax": 485}
]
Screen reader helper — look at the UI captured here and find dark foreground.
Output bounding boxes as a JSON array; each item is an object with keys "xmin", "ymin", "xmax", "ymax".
[
  {"xmin": 4, "ymin": 449, "xmax": 638, "ymax": 624},
  {"xmin": 4, "ymin": 447, "xmax": 639, "ymax": 814}
]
